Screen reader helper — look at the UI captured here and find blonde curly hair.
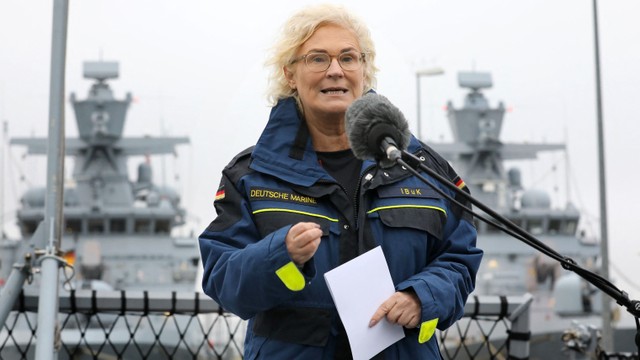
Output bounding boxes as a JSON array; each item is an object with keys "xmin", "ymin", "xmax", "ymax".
[{"xmin": 265, "ymin": 4, "xmax": 378, "ymax": 107}]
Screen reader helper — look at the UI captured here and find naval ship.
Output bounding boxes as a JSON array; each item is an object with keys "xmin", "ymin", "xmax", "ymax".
[
  {"xmin": 1, "ymin": 61, "xmax": 194, "ymax": 292},
  {"xmin": 433, "ymin": 71, "xmax": 637, "ymax": 356},
  {"xmin": 0, "ymin": 61, "xmax": 245, "ymax": 359}
]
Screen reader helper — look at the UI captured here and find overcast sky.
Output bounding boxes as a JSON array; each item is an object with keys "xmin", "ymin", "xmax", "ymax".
[{"xmin": 1, "ymin": 1, "xmax": 639, "ymax": 303}]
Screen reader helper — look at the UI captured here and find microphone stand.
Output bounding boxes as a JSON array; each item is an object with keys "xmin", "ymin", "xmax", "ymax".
[{"xmin": 393, "ymin": 148, "xmax": 640, "ymax": 355}]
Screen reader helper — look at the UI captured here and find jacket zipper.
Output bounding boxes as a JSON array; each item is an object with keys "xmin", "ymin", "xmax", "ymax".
[{"xmin": 354, "ymin": 164, "xmax": 376, "ymax": 228}]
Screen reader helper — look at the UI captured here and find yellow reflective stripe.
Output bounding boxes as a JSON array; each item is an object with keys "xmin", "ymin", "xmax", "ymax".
[
  {"xmin": 418, "ymin": 318, "xmax": 439, "ymax": 343},
  {"xmin": 275, "ymin": 261, "xmax": 306, "ymax": 291},
  {"xmin": 366, "ymin": 205, "xmax": 446, "ymax": 216},
  {"xmin": 253, "ymin": 208, "xmax": 339, "ymax": 222}
]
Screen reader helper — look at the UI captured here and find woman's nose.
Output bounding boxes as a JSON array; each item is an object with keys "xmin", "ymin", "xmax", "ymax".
[{"xmin": 325, "ymin": 58, "xmax": 344, "ymax": 77}]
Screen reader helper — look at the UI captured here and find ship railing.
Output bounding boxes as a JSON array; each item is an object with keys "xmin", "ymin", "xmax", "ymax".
[
  {"xmin": 440, "ymin": 293, "xmax": 532, "ymax": 359},
  {"xmin": 1, "ymin": 289, "xmax": 532, "ymax": 359}
]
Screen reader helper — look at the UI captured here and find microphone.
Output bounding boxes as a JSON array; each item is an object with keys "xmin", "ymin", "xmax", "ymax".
[{"xmin": 345, "ymin": 93, "xmax": 411, "ymax": 163}]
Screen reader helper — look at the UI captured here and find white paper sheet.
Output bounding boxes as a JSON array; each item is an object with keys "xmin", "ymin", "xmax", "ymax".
[{"xmin": 324, "ymin": 246, "xmax": 405, "ymax": 360}]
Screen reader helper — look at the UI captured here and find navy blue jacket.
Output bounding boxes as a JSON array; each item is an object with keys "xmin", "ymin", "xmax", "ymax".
[{"xmin": 199, "ymin": 97, "xmax": 483, "ymax": 359}]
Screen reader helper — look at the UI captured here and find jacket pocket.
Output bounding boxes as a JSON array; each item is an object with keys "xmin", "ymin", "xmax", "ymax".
[
  {"xmin": 368, "ymin": 205, "xmax": 446, "ymax": 241},
  {"xmin": 253, "ymin": 209, "xmax": 336, "ymax": 239},
  {"xmin": 253, "ymin": 307, "xmax": 333, "ymax": 346}
]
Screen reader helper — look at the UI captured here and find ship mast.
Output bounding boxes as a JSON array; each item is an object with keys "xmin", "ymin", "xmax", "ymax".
[{"xmin": 592, "ymin": 0, "xmax": 613, "ymax": 350}]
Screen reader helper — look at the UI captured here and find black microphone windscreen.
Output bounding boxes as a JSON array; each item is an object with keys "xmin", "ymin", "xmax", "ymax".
[{"xmin": 345, "ymin": 93, "xmax": 411, "ymax": 160}]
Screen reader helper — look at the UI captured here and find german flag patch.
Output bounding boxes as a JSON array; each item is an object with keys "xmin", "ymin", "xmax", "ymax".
[
  {"xmin": 453, "ymin": 176, "xmax": 467, "ymax": 190},
  {"xmin": 214, "ymin": 185, "xmax": 225, "ymax": 202}
]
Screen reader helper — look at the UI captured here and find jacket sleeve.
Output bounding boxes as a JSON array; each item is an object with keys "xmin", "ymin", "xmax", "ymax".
[
  {"xmin": 198, "ymin": 166, "xmax": 316, "ymax": 320},
  {"xmin": 396, "ymin": 152, "xmax": 483, "ymax": 331}
]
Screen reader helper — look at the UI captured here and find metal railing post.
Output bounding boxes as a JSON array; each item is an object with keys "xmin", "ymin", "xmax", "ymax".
[
  {"xmin": 507, "ymin": 293, "xmax": 533, "ymax": 359},
  {"xmin": 34, "ymin": 0, "xmax": 69, "ymax": 358}
]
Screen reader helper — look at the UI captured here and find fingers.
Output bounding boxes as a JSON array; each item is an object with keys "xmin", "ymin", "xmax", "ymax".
[
  {"xmin": 396, "ymin": 312, "xmax": 419, "ymax": 329},
  {"xmin": 285, "ymin": 222, "xmax": 323, "ymax": 266},
  {"xmin": 369, "ymin": 291, "xmax": 421, "ymax": 328},
  {"xmin": 369, "ymin": 298, "xmax": 394, "ymax": 327},
  {"xmin": 290, "ymin": 223, "xmax": 321, "ymax": 248},
  {"xmin": 288, "ymin": 222, "xmax": 321, "ymax": 237}
]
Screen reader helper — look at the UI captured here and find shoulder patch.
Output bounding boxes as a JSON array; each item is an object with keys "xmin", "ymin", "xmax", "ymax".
[
  {"xmin": 453, "ymin": 176, "xmax": 467, "ymax": 190},
  {"xmin": 214, "ymin": 184, "xmax": 225, "ymax": 202}
]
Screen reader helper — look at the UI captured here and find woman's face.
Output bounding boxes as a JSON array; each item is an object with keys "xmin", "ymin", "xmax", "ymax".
[{"xmin": 285, "ymin": 24, "xmax": 365, "ymax": 123}]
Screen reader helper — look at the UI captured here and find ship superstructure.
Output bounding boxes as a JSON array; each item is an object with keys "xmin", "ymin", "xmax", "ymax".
[
  {"xmin": 430, "ymin": 72, "xmax": 630, "ymax": 354},
  {"xmin": 2, "ymin": 61, "xmax": 196, "ymax": 292}
]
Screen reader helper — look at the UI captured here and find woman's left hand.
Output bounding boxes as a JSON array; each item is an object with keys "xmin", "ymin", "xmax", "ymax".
[{"xmin": 369, "ymin": 290, "xmax": 421, "ymax": 328}]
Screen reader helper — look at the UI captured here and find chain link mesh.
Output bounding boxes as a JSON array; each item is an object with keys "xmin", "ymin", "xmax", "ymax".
[{"xmin": 1, "ymin": 291, "xmax": 529, "ymax": 359}]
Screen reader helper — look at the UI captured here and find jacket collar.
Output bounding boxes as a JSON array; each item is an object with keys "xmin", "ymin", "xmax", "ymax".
[
  {"xmin": 250, "ymin": 96, "xmax": 422, "ymax": 187},
  {"xmin": 251, "ymin": 97, "xmax": 336, "ymax": 186}
]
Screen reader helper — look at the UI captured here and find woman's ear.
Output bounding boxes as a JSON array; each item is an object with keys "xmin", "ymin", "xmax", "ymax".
[{"xmin": 283, "ymin": 66, "xmax": 296, "ymax": 89}]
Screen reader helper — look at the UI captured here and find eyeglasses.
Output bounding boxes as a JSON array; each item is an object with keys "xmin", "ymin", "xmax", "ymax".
[{"xmin": 290, "ymin": 51, "xmax": 366, "ymax": 72}]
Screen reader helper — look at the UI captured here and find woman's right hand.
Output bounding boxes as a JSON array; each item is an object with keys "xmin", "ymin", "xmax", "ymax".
[{"xmin": 285, "ymin": 222, "xmax": 322, "ymax": 266}]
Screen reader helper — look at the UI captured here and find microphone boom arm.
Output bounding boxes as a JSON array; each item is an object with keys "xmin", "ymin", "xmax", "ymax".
[{"xmin": 397, "ymin": 149, "xmax": 640, "ymax": 344}]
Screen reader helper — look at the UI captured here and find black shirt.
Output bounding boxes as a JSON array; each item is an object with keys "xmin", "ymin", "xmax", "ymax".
[{"xmin": 316, "ymin": 149, "xmax": 362, "ymax": 201}]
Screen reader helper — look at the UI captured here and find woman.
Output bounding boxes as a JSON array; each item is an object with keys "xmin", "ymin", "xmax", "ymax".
[{"xmin": 199, "ymin": 4, "xmax": 482, "ymax": 359}]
